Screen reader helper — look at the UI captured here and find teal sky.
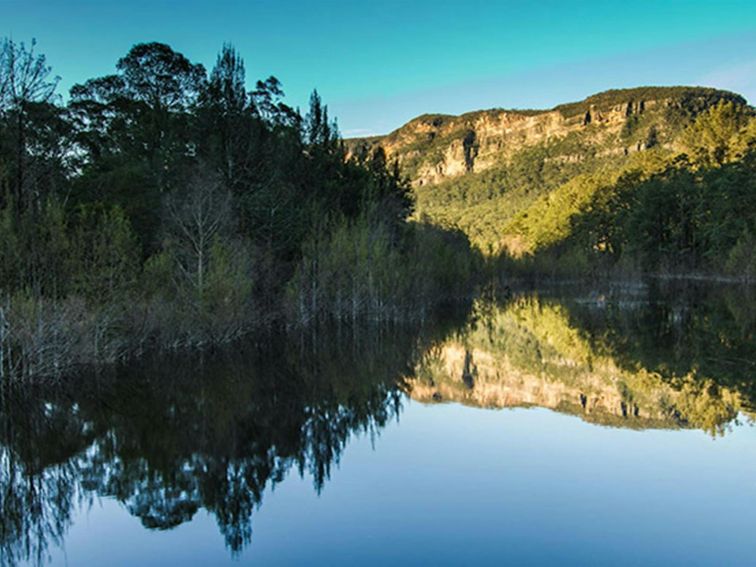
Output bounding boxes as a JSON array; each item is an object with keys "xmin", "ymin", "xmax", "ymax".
[{"xmin": 4, "ymin": 0, "xmax": 756, "ymax": 135}]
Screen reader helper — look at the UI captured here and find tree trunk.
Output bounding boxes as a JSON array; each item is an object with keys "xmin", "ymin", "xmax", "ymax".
[{"xmin": 15, "ymin": 107, "xmax": 25, "ymax": 214}]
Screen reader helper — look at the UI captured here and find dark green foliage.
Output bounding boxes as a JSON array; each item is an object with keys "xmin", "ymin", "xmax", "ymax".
[
  {"xmin": 0, "ymin": 38, "xmax": 67, "ymax": 214},
  {"xmin": 69, "ymin": 204, "xmax": 140, "ymax": 299},
  {"xmin": 0, "ymin": 38, "xmax": 476, "ymax": 379},
  {"xmin": 620, "ymin": 155, "xmax": 756, "ymax": 272}
]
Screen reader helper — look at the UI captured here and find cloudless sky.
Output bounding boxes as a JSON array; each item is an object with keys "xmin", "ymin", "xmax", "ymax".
[{"xmin": 4, "ymin": 0, "xmax": 756, "ymax": 135}]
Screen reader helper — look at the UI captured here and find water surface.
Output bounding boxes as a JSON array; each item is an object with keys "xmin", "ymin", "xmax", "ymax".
[{"xmin": 3, "ymin": 282, "xmax": 756, "ymax": 566}]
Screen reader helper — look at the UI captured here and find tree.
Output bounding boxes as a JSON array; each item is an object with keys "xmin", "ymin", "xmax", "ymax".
[
  {"xmin": 71, "ymin": 205, "xmax": 140, "ymax": 299},
  {"xmin": 366, "ymin": 147, "xmax": 413, "ymax": 226},
  {"xmin": 305, "ymin": 90, "xmax": 330, "ymax": 147},
  {"xmin": 116, "ymin": 42, "xmax": 206, "ymax": 113},
  {"xmin": 680, "ymin": 101, "xmax": 752, "ymax": 167},
  {"xmin": 68, "ymin": 74, "xmax": 129, "ymax": 162},
  {"xmin": 0, "ymin": 38, "xmax": 59, "ymax": 113},
  {"xmin": 198, "ymin": 44, "xmax": 259, "ymax": 192},
  {"xmin": 205, "ymin": 44, "xmax": 247, "ymax": 116},
  {"xmin": 0, "ymin": 38, "xmax": 61, "ymax": 212},
  {"xmin": 251, "ymin": 76, "xmax": 299, "ymax": 127},
  {"xmin": 164, "ymin": 169, "xmax": 233, "ymax": 295},
  {"xmin": 70, "ymin": 43, "xmax": 206, "ymax": 193}
]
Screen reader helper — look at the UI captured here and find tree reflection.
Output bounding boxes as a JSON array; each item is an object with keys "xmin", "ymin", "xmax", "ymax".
[
  {"xmin": 566, "ymin": 281, "xmax": 756, "ymax": 433},
  {"xmin": 0, "ymin": 318, "xmax": 460, "ymax": 564},
  {"xmin": 0, "ymin": 387, "xmax": 88, "ymax": 566}
]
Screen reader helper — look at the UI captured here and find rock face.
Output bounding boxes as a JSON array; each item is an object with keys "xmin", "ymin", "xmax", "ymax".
[{"xmin": 348, "ymin": 87, "xmax": 746, "ymax": 187}]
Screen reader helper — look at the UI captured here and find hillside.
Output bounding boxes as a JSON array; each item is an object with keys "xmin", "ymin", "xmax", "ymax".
[
  {"xmin": 350, "ymin": 87, "xmax": 744, "ymax": 186},
  {"xmin": 349, "ymin": 86, "xmax": 756, "ymax": 275}
]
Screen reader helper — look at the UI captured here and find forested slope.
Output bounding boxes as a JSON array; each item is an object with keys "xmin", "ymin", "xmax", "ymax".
[{"xmin": 351, "ymin": 87, "xmax": 756, "ymax": 277}]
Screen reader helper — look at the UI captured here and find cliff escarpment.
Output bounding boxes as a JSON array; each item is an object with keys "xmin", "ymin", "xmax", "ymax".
[
  {"xmin": 350, "ymin": 87, "xmax": 744, "ymax": 187},
  {"xmin": 349, "ymin": 86, "xmax": 755, "ymax": 262}
]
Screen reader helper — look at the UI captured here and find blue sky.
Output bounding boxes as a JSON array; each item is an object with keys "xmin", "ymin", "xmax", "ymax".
[{"xmin": 4, "ymin": 0, "xmax": 756, "ymax": 135}]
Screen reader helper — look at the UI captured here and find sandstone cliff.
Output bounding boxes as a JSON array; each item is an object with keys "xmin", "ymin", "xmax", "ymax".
[{"xmin": 349, "ymin": 86, "xmax": 746, "ymax": 187}]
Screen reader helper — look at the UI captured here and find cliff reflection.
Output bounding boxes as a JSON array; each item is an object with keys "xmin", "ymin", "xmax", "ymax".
[{"xmin": 408, "ymin": 283, "xmax": 756, "ymax": 434}]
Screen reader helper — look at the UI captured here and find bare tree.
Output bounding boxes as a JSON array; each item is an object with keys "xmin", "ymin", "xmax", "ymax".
[
  {"xmin": 164, "ymin": 169, "xmax": 233, "ymax": 295},
  {"xmin": 0, "ymin": 38, "xmax": 60, "ymax": 211},
  {"xmin": 0, "ymin": 39, "xmax": 59, "ymax": 110}
]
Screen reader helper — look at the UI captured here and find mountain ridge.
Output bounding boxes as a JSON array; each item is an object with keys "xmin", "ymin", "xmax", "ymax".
[
  {"xmin": 347, "ymin": 85, "xmax": 756, "ymax": 270},
  {"xmin": 348, "ymin": 86, "xmax": 748, "ymax": 188}
]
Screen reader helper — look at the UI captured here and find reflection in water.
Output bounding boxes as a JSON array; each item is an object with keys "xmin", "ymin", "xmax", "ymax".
[
  {"xmin": 1, "ymin": 283, "xmax": 755, "ymax": 564},
  {"xmin": 410, "ymin": 282, "xmax": 756, "ymax": 434},
  {"xmin": 0, "ymin": 322, "xmax": 456, "ymax": 565}
]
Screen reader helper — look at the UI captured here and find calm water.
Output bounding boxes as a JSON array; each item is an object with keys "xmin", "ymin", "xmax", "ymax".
[{"xmin": 2, "ymin": 282, "xmax": 756, "ymax": 566}]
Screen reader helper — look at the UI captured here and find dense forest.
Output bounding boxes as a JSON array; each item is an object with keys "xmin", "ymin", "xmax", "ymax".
[{"xmin": 0, "ymin": 39, "xmax": 478, "ymax": 380}]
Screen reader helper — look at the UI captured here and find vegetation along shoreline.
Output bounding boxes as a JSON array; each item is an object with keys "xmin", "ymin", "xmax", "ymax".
[{"xmin": 1, "ymin": 38, "xmax": 754, "ymax": 381}]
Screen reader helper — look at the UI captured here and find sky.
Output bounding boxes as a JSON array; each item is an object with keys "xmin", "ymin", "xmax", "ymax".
[{"xmin": 3, "ymin": 0, "xmax": 756, "ymax": 136}]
